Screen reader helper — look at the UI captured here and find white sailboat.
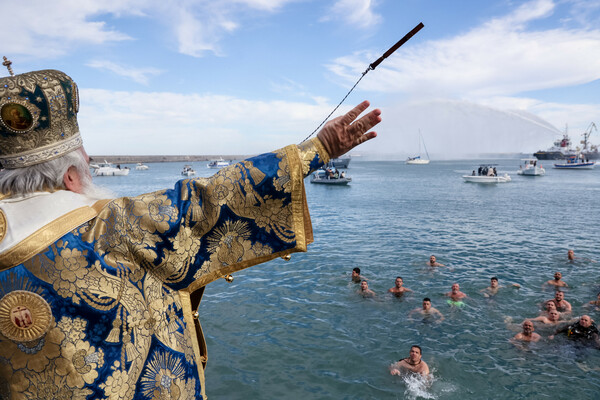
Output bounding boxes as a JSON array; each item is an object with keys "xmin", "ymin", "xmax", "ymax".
[{"xmin": 406, "ymin": 130, "xmax": 430, "ymax": 164}]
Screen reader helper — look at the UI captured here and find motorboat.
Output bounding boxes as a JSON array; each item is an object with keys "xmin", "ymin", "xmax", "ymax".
[
  {"xmin": 135, "ymin": 163, "xmax": 149, "ymax": 170},
  {"xmin": 517, "ymin": 159, "xmax": 545, "ymax": 176},
  {"xmin": 553, "ymin": 155, "xmax": 596, "ymax": 170},
  {"xmin": 181, "ymin": 165, "xmax": 196, "ymax": 176},
  {"xmin": 463, "ymin": 164, "xmax": 511, "ymax": 183},
  {"xmin": 406, "ymin": 130, "xmax": 430, "ymax": 164},
  {"xmin": 207, "ymin": 158, "xmax": 231, "ymax": 169},
  {"xmin": 310, "ymin": 168, "xmax": 351, "ymax": 185},
  {"xmin": 93, "ymin": 161, "xmax": 130, "ymax": 176}
]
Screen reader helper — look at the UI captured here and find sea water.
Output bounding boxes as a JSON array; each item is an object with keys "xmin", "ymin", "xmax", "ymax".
[{"xmin": 95, "ymin": 159, "xmax": 600, "ymax": 399}]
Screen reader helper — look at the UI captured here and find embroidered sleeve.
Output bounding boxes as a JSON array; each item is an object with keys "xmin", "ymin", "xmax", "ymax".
[{"xmin": 86, "ymin": 141, "xmax": 327, "ymax": 292}]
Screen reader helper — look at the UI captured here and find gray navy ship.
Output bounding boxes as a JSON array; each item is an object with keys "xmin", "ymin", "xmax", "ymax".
[{"xmin": 534, "ymin": 123, "xmax": 598, "ymax": 160}]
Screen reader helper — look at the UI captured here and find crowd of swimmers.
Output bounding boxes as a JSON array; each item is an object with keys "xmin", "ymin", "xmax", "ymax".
[{"xmin": 350, "ymin": 249, "xmax": 600, "ymax": 377}]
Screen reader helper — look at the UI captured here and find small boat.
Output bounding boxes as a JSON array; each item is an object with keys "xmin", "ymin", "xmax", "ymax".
[
  {"xmin": 93, "ymin": 161, "xmax": 130, "ymax": 176},
  {"xmin": 310, "ymin": 168, "xmax": 351, "ymax": 185},
  {"xmin": 207, "ymin": 158, "xmax": 231, "ymax": 169},
  {"xmin": 181, "ymin": 165, "xmax": 196, "ymax": 176},
  {"xmin": 406, "ymin": 130, "xmax": 430, "ymax": 164},
  {"xmin": 331, "ymin": 156, "xmax": 351, "ymax": 169},
  {"xmin": 406, "ymin": 155, "xmax": 429, "ymax": 165},
  {"xmin": 553, "ymin": 155, "xmax": 595, "ymax": 170},
  {"xmin": 135, "ymin": 163, "xmax": 149, "ymax": 170},
  {"xmin": 517, "ymin": 159, "xmax": 545, "ymax": 176},
  {"xmin": 463, "ymin": 164, "xmax": 511, "ymax": 183}
]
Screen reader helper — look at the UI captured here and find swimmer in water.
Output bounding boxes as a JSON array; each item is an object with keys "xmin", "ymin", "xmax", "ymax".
[
  {"xmin": 567, "ymin": 249, "xmax": 576, "ymax": 261},
  {"xmin": 481, "ymin": 276, "xmax": 520, "ymax": 297},
  {"xmin": 409, "ymin": 298, "xmax": 444, "ymax": 322},
  {"xmin": 550, "ymin": 315, "xmax": 600, "ymax": 347},
  {"xmin": 388, "ymin": 276, "xmax": 413, "ymax": 296},
  {"xmin": 351, "ymin": 267, "xmax": 365, "ymax": 283},
  {"xmin": 390, "ymin": 345, "xmax": 430, "ymax": 376},
  {"xmin": 588, "ymin": 292, "xmax": 600, "ymax": 308},
  {"xmin": 358, "ymin": 280, "xmax": 375, "ymax": 298},
  {"xmin": 548, "ymin": 290, "xmax": 572, "ymax": 313},
  {"xmin": 525, "ymin": 310, "xmax": 563, "ymax": 325},
  {"xmin": 511, "ymin": 320, "xmax": 541, "ymax": 342},
  {"xmin": 445, "ymin": 283, "xmax": 467, "ymax": 302},
  {"xmin": 427, "ymin": 255, "xmax": 445, "ymax": 267},
  {"xmin": 544, "ymin": 271, "xmax": 568, "ymax": 288}
]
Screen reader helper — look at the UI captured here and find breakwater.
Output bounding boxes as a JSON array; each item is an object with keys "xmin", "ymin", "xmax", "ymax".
[{"xmin": 89, "ymin": 155, "xmax": 251, "ymax": 164}]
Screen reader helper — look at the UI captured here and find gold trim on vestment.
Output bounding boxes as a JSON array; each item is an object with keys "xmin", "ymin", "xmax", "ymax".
[
  {"xmin": 0, "ymin": 205, "xmax": 98, "ymax": 270},
  {"xmin": 185, "ymin": 144, "xmax": 313, "ymax": 292},
  {"xmin": 179, "ymin": 290, "xmax": 207, "ymax": 399}
]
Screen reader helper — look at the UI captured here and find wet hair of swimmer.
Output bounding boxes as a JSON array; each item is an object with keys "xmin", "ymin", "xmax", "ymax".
[
  {"xmin": 491, "ymin": 277, "xmax": 498, "ymax": 281},
  {"xmin": 353, "ymin": 267, "xmax": 360, "ymax": 274},
  {"xmin": 423, "ymin": 297, "xmax": 431, "ymax": 302},
  {"xmin": 411, "ymin": 345, "xmax": 422, "ymax": 355}
]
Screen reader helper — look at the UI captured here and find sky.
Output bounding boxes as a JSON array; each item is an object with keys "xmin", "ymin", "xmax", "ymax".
[{"xmin": 2, "ymin": 0, "xmax": 600, "ymax": 158}]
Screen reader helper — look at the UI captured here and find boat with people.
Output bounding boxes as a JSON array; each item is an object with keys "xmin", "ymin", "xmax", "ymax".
[
  {"xmin": 93, "ymin": 161, "xmax": 130, "ymax": 176},
  {"xmin": 463, "ymin": 164, "xmax": 511, "ymax": 183},
  {"xmin": 517, "ymin": 159, "xmax": 545, "ymax": 176},
  {"xmin": 310, "ymin": 165, "xmax": 351, "ymax": 185},
  {"xmin": 330, "ymin": 156, "xmax": 351, "ymax": 169},
  {"xmin": 553, "ymin": 154, "xmax": 596, "ymax": 170},
  {"xmin": 207, "ymin": 158, "xmax": 231, "ymax": 169},
  {"xmin": 181, "ymin": 165, "xmax": 196, "ymax": 176},
  {"xmin": 406, "ymin": 130, "xmax": 430, "ymax": 164},
  {"xmin": 135, "ymin": 162, "xmax": 149, "ymax": 170}
]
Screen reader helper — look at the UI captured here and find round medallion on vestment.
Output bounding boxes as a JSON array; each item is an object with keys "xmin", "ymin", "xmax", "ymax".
[{"xmin": 0, "ymin": 291, "xmax": 52, "ymax": 342}]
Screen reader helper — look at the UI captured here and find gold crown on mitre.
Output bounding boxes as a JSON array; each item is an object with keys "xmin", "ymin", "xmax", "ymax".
[{"xmin": 0, "ymin": 57, "xmax": 82, "ymax": 169}]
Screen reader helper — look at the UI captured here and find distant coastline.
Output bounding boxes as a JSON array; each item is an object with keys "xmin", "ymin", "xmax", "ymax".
[
  {"xmin": 90, "ymin": 155, "xmax": 252, "ymax": 164},
  {"xmin": 90, "ymin": 152, "xmax": 532, "ymax": 164}
]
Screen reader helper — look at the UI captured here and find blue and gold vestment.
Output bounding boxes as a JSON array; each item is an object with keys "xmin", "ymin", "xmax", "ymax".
[{"xmin": 0, "ymin": 139, "xmax": 328, "ymax": 399}]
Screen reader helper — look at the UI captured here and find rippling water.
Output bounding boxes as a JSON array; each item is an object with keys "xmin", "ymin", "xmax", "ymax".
[{"xmin": 96, "ymin": 159, "xmax": 600, "ymax": 399}]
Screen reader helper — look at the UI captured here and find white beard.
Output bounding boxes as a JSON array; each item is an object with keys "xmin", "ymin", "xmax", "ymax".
[{"xmin": 81, "ymin": 178, "xmax": 116, "ymax": 201}]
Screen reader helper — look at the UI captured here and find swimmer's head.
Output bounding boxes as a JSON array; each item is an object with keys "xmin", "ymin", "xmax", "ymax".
[
  {"xmin": 554, "ymin": 272, "xmax": 562, "ymax": 280},
  {"xmin": 360, "ymin": 280, "xmax": 368, "ymax": 290},
  {"xmin": 352, "ymin": 267, "xmax": 361, "ymax": 277},
  {"xmin": 522, "ymin": 320, "xmax": 534, "ymax": 333},
  {"xmin": 490, "ymin": 277, "xmax": 498, "ymax": 287},
  {"xmin": 580, "ymin": 315, "xmax": 592, "ymax": 328},
  {"xmin": 555, "ymin": 291, "xmax": 565, "ymax": 301},
  {"xmin": 451, "ymin": 283, "xmax": 460, "ymax": 292},
  {"xmin": 429, "ymin": 255, "xmax": 436, "ymax": 264},
  {"xmin": 545, "ymin": 300, "xmax": 557, "ymax": 311},
  {"xmin": 422, "ymin": 298, "xmax": 431, "ymax": 310},
  {"xmin": 395, "ymin": 277, "xmax": 403, "ymax": 288},
  {"xmin": 567, "ymin": 249, "xmax": 575, "ymax": 260},
  {"xmin": 410, "ymin": 345, "xmax": 422, "ymax": 359},
  {"xmin": 548, "ymin": 310, "xmax": 560, "ymax": 321}
]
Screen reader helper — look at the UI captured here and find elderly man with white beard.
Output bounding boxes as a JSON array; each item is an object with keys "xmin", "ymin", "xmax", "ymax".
[{"xmin": 0, "ymin": 63, "xmax": 380, "ymax": 399}]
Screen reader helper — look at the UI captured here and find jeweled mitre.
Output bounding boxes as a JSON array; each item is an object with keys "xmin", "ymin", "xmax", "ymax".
[{"xmin": 0, "ymin": 69, "xmax": 82, "ymax": 169}]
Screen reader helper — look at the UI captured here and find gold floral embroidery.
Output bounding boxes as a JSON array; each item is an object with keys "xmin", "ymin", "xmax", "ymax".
[{"xmin": 140, "ymin": 351, "xmax": 197, "ymax": 400}]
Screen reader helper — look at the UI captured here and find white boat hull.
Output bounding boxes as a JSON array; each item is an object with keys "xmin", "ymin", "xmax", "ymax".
[
  {"xmin": 310, "ymin": 176, "xmax": 352, "ymax": 185},
  {"xmin": 463, "ymin": 174, "xmax": 511, "ymax": 183},
  {"xmin": 553, "ymin": 162, "xmax": 595, "ymax": 169},
  {"xmin": 517, "ymin": 167, "xmax": 545, "ymax": 176},
  {"xmin": 406, "ymin": 159, "xmax": 430, "ymax": 165},
  {"xmin": 94, "ymin": 167, "xmax": 130, "ymax": 176}
]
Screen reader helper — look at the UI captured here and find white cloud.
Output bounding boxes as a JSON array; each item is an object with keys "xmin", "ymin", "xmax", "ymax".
[
  {"xmin": 0, "ymin": 0, "xmax": 136, "ymax": 58},
  {"xmin": 321, "ymin": 0, "xmax": 382, "ymax": 29},
  {"xmin": 78, "ymin": 88, "xmax": 345, "ymax": 155},
  {"xmin": 0, "ymin": 0, "xmax": 296, "ymax": 59},
  {"xmin": 86, "ymin": 60, "xmax": 162, "ymax": 85},
  {"xmin": 328, "ymin": 0, "xmax": 600, "ymax": 99}
]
